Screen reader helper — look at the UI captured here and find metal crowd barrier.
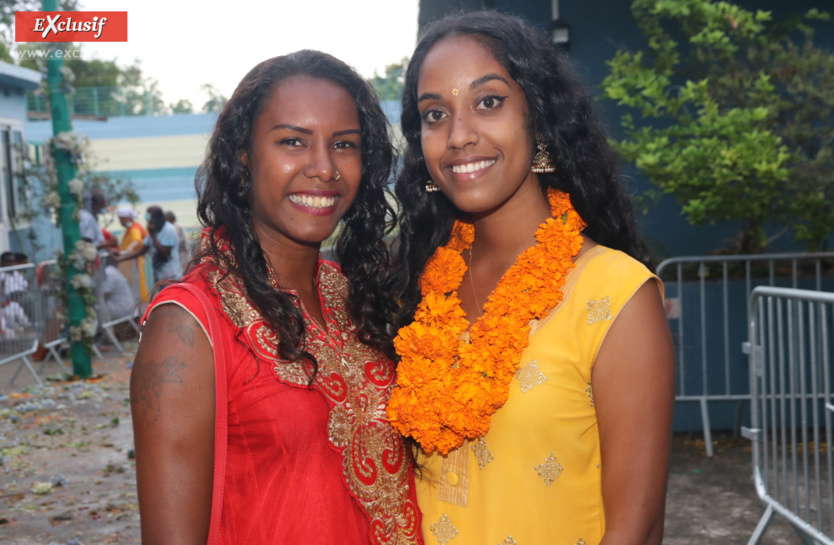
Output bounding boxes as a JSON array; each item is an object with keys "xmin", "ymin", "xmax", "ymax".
[
  {"xmin": 0, "ymin": 253, "xmax": 146, "ymax": 386},
  {"xmin": 743, "ymin": 287, "xmax": 834, "ymax": 545},
  {"xmin": 658, "ymin": 252, "xmax": 834, "ymax": 457},
  {"xmin": 35, "ymin": 259, "xmax": 72, "ymax": 375},
  {"xmin": 0, "ymin": 262, "xmax": 44, "ymax": 385}
]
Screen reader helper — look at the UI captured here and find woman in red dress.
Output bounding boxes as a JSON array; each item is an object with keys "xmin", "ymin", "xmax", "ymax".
[{"xmin": 130, "ymin": 51, "xmax": 423, "ymax": 545}]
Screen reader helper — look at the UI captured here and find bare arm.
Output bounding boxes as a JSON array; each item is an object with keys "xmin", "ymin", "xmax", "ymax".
[
  {"xmin": 593, "ymin": 280, "xmax": 675, "ymax": 545},
  {"xmin": 131, "ymin": 303, "xmax": 215, "ymax": 545},
  {"xmin": 116, "ymin": 242, "xmax": 150, "ymax": 262}
]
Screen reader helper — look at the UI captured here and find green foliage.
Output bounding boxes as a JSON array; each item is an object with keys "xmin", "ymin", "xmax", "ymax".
[
  {"xmin": 602, "ymin": 0, "xmax": 834, "ymax": 252},
  {"xmin": 19, "ymin": 133, "xmax": 138, "ymax": 235},
  {"xmin": 170, "ymin": 98, "xmax": 193, "ymax": 114},
  {"xmin": 200, "ymin": 83, "xmax": 227, "ymax": 113},
  {"xmin": 371, "ymin": 58, "xmax": 408, "ymax": 101}
]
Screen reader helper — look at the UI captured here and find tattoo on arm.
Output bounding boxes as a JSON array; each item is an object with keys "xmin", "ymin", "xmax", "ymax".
[
  {"xmin": 133, "ymin": 357, "xmax": 186, "ymax": 423},
  {"xmin": 168, "ymin": 318, "xmax": 195, "ymax": 346}
]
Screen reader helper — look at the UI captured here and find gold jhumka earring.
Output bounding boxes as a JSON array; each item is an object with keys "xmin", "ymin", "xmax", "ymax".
[
  {"xmin": 530, "ymin": 135, "xmax": 556, "ymax": 173},
  {"xmin": 425, "ymin": 180, "xmax": 440, "ymax": 193}
]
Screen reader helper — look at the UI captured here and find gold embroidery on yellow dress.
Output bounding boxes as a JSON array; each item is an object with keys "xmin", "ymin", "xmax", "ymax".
[
  {"xmin": 576, "ymin": 539, "xmax": 587, "ymax": 545},
  {"xmin": 499, "ymin": 536, "xmax": 518, "ymax": 545},
  {"xmin": 586, "ymin": 296, "xmax": 612, "ymax": 325},
  {"xmin": 585, "ymin": 382, "xmax": 595, "ymax": 407},
  {"xmin": 430, "ymin": 514, "xmax": 459, "ymax": 544},
  {"xmin": 203, "ymin": 239, "xmax": 419, "ymax": 544},
  {"xmin": 471, "ymin": 437, "xmax": 494, "ymax": 469},
  {"xmin": 515, "ymin": 359, "xmax": 547, "ymax": 393},
  {"xmin": 535, "ymin": 452, "xmax": 564, "ymax": 486}
]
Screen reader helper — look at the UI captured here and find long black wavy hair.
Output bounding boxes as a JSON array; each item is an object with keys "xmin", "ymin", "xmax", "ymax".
[
  {"xmin": 197, "ymin": 50, "xmax": 397, "ymax": 373},
  {"xmin": 392, "ymin": 11, "xmax": 652, "ymax": 328}
]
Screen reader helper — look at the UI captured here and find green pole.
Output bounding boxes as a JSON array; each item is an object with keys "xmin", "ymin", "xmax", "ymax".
[{"xmin": 43, "ymin": 0, "xmax": 92, "ymax": 377}]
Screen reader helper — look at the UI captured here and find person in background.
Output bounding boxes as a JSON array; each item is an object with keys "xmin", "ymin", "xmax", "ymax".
[
  {"xmin": 0, "ymin": 252, "xmax": 27, "ymax": 294},
  {"xmin": 101, "ymin": 264, "xmax": 135, "ymax": 322},
  {"xmin": 164, "ymin": 210, "xmax": 192, "ymax": 272},
  {"xmin": 79, "ymin": 189, "xmax": 108, "ymax": 250},
  {"xmin": 116, "ymin": 206, "xmax": 149, "ymax": 303},
  {"xmin": 117, "ymin": 205, "xmax": 183, "ymax": 284}
]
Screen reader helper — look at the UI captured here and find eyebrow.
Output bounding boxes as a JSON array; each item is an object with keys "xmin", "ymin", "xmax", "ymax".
[
  {"xmin": 270, "ymin": 124, "xmax": 312, "ymax": 135},
  {"xmin": 269, "ymin": 124, "xmax": 360, "ymax": 137},
  {"xmin": 417, "ymin": 92, "xmax": 441, "ymax": 103},
  {"xmin": 470, "ymin": 73, "xmax": 510, "ymax": 89},
  {"xmin": 417, "ymin": 73, "xmax": 511, "ymax": 104}
]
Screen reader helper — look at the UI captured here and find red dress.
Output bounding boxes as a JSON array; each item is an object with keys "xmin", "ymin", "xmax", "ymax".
[{"xmin": 145, "ymin": 239, "xmax": 423, "ymax": 545}]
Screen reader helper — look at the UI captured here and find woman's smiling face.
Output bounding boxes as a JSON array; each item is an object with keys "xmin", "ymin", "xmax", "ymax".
[
  {"xmin": 417, "ymin": 35, "xmax": 539, "ymax": 216},
  {"xmin": 244, "ymin": 75, "xmax": 362, "ymax": 249}
]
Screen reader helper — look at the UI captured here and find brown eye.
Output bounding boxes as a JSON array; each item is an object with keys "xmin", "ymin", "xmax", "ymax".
[
  {"xmin": 476, "ymin": 95, "xmax": 507, "ymax": 111},
  {"xmin": 422, "ymin": 109, "xmax": 448, "ymax": 124}
]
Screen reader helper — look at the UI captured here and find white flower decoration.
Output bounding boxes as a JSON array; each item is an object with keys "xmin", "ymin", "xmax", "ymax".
[
  {"xmin": 67, "ymin": 178, "xmax": 84, "ymax": 195},
  {"xmin": 70, "ymin": 273, "xmax": 92, "ymax": 290},
  {"xmin": 43, "ymin": 191, "xmax": 61, "ymax": 209}
]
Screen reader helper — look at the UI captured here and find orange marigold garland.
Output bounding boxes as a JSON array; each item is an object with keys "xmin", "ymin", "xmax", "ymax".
[{"xmin": 387, "ymin": 189, "xmax": 586, "ymax": 454}]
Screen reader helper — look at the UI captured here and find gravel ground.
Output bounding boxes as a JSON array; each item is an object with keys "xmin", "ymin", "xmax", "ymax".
[{"xmin": 0, "ymin": 343, "xmax": 816, "ymax": 544}]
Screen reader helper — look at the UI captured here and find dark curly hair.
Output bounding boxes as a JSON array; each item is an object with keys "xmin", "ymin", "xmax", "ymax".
[
  {"xmin": 197, "ymin": 50, "xmax": 397, "ymax": 374},
  {"xmin": 392, "ymin": 11, "xmax": 652, "ymax": 328}
]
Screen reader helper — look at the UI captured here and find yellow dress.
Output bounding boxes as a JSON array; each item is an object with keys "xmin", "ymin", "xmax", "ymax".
[
  {"xmin": 417, "ymin": 245, "xmax": 661, "ymax": 545},
  {"xmin": 119, "ymin": 221, "xmax": 149, "ymax": 303}
]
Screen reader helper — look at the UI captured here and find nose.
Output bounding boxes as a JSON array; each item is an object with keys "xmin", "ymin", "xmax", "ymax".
[
  {"xmin": 303, "ymin": 142, "xmax": 339, "ymax": 182},
  {"xmin": 447, "ymin": 113, "xmax": 477, "ymax": 150}
]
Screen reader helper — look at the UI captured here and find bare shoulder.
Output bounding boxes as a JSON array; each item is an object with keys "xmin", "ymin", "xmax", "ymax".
[{"xmin": 131, "ymin": 303, "xmax": 214, "ymax": 426}]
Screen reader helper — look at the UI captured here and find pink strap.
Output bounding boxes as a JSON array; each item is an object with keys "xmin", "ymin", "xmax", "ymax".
[{"xmin": 162, "ymin": 283, "xmax": 228, "ymax": 545}]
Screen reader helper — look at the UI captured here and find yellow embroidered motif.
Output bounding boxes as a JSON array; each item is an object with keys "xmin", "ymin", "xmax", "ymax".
[
  {"xmin": 535, "ymin": 452, "xmax": 564, "ymax": 486},
  {"xmin": 498, "ymin": 536, "xmax": 518, "ymax": 545},
  {"xmin": 586, "ymin": 296, "xmax": 612, "ymax": 325},
  {"xmin": 515, "ymin": 359, "xmax": 547, "ymax": 393},
  {"xmin": 576, "ymin": 539, "xmax": 587, "ymax": 545},
  {"xmin": 585, "ymin": 382, "xmax": 595, "ymax": 407},
  {"xmin": 471, "ymin": 437, "xmax": 495, "ymax": 469},
  {"xmin": 430, "ymin": 513, "xmax": 459, "ymax": 544}
]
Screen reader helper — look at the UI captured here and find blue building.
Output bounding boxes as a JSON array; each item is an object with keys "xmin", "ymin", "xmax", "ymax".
[{"xmin": 0, "ymin": 61, "xmax": 41, "ymax": 258}]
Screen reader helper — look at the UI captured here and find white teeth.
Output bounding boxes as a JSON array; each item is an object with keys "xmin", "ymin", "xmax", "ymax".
[
  {"xmin": 451, "ymin": 159, "xmax": 496, "ymax": 174},
  {"xmin": 289, "ymin": 194, "xmax": 337, "ymax": 208}
]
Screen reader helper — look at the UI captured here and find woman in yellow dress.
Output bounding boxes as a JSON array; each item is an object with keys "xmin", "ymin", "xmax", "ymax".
[
  {"xmin": 116, "ymin": 206, "xmax": 149, "ymax": 303},
  {"xmin": 388, "ymin": 11, "xmax": 675, "ymax": 545}
]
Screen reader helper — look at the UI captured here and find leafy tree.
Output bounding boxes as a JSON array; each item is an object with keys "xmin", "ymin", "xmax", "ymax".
[
  {"xmin": 371, "ymin": 58, "xmax": 408, "ymax": 101},
  {"xmin": 170, "ymin": 98, "xmax": 193, "ymax": 114},
  {"xmin": 200, "ymin": 83, "xmax": 227, "ymax": 113},
  {"xmin": 602, "ymin": 0, "xmax": 833, "ymax": 252}
]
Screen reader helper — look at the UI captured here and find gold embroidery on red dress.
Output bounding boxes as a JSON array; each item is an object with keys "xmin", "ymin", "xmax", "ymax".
[{"xmin": 202, "ymin": 235, "xmax": 420, "ymax": 544}]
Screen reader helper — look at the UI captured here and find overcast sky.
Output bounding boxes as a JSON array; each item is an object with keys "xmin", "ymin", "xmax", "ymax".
[{"xmin": 74, "ymin": 0, "xmax": 419, "ymax": 107}]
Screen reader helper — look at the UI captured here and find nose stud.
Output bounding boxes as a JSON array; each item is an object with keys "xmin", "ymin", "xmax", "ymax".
[{"xmin": 333, "ymin": 171, "xmax": 341, "ymax": 181}]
